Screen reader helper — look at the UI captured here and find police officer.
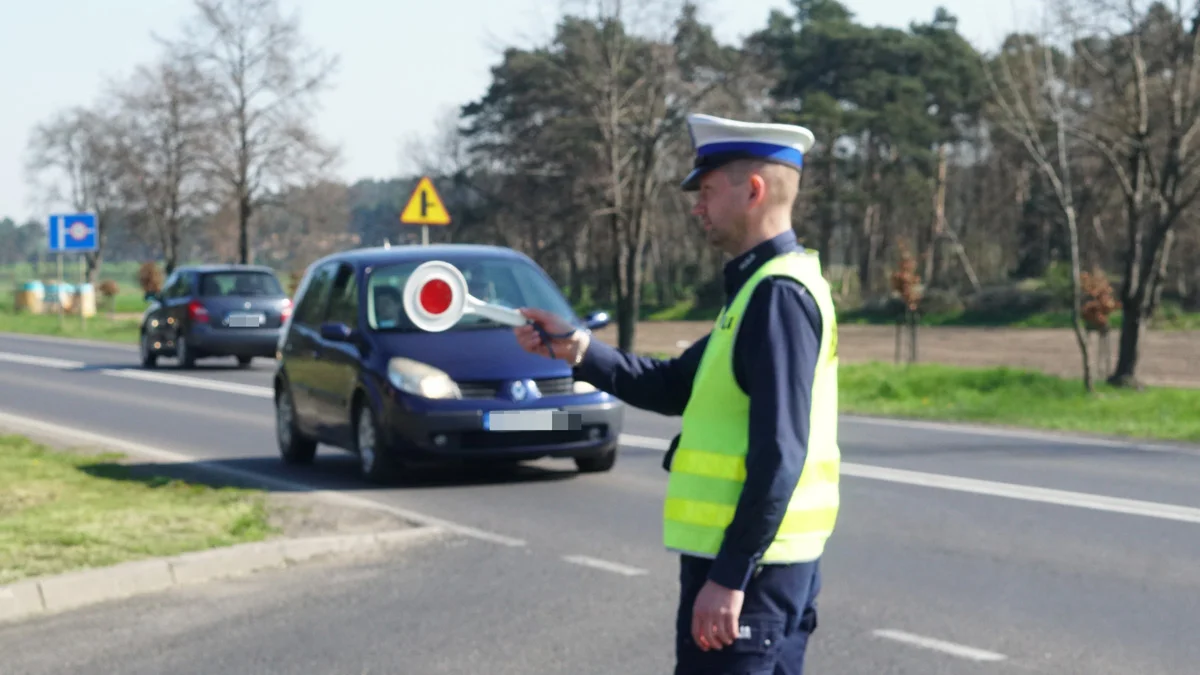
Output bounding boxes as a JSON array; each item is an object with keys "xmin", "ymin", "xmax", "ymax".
[{"xmin": 514, "ymin": 112, "xmax": 840, "ymax": 675}]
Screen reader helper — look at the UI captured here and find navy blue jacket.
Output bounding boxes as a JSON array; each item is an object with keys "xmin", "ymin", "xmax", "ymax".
[{"xmin": 574, "ymin": 229, "xmax": 823, "ymax": 592}]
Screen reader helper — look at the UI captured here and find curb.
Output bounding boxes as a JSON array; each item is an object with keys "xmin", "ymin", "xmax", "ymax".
[{"xmin": 0, "ymin": 525, "xmax": 446, "ymax": 625}]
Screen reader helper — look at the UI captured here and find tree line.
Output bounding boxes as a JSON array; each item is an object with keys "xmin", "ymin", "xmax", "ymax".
[{"xmin": 10, "ymin": 0, "xmax": 1200, "ymax": 390}]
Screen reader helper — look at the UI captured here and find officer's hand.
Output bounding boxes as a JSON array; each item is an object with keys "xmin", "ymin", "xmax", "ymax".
[
  {"xmin": 513, "ymin": 307, "xmax": 590, "ymax": 364},
  {"xmin": 691, "ymin": 580, "xmax": 744, "ymax": 651}
]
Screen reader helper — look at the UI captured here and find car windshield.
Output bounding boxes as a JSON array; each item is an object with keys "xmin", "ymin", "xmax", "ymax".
[
  {"xmin": 366, "ymin": 257, "xmax": 575, "ymax": 332},
  {"xmin": 199, "ymin": 271, "xmax": 283, "ymax": 297}
]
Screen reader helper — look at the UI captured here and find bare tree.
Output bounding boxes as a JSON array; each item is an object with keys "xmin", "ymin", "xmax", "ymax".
[
  {"xmin": 168, "ymin": 0, "xmax": 341, "ymax": 264},
  {"xmin": 986, "ymin": 32, "xmax": 1094, "ymax": 391},
  {"xmin": 554, "ymin": 0, "xmax": 764, "ymax": 349},
  {"xmin": 1059, "ymin": 0, "xmax": 1200, "ymax": 387},
  {"xmin": 25, "ymin": 106, "xmax": 127, "ymax": 282},
  {"xmin": 114, "ymin": 53, "xmax": 216, "ymax": 273}
]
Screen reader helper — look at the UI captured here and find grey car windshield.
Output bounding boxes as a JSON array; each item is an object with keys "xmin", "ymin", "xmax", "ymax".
[{"xmin": 366, "ymin": 258, "xmax": 574, "ymax": 332}]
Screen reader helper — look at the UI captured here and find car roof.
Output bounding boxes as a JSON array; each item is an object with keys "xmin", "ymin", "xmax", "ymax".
[
  {"xmin": 175, "ymin": 264, "xmax": 280, "ymax": 275},
  {"xmin": 313, "ymin": 244, "xmax": 533, "ymax": 269}
]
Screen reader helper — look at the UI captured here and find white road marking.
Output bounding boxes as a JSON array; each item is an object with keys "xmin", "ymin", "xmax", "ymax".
[
  {"xmin": 0, "ymin": 350, "xmax": 276, "ymax": 397},
  {"xmin": 0, "ymin": 409, "xmax": 527, "ymax": 548},
  {"xmin": 873, "ymin": 629, "xmax": 1007, "ymax": 662},
  {"xmin": 101, "ymin": 368, "xmax": 275, "ymax": 398},
  {"xmin": 561, "ymin": 554, "xmax": 648, "ymax": 576},
  {"xmin": 840, "ymin": 462, "xmax": 1200, "ymax": 524},
  {"xmin": 618, "ymin": 433, "xmax": 672, "ymax": 451},
  {"xmin": 0, "ymin": 351, "xmax": 85, "ymax": 369}
]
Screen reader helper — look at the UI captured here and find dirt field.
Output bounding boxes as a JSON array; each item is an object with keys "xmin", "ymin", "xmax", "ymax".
[{"xmin": 591, "ymin": 321, "xmax": 1200, "ymax": 389}]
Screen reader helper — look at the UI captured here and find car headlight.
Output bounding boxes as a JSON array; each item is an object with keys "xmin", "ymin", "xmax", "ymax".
[
  {"xmin": 387, "ymin": 358, "xmax": 461, "ymax": 399},
  {"xmin": 573, "ymin": 381, "xmax": 597, "ymax": 394}
]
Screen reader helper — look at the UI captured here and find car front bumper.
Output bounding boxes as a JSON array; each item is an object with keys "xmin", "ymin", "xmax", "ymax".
[{"xmin": 380, "ymin": 398, "xmax": 625, "ymax": 462}]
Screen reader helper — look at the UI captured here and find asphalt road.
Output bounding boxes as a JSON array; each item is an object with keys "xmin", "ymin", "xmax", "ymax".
[{"xmin": 3, "ymin": 332, "xmax": 1200, "ymax": 674}]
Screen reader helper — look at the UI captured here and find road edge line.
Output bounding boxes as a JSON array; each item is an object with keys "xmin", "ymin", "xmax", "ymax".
[{"xmin": 561, "ymin": 554, "xmax": 649, "ymax": 576}]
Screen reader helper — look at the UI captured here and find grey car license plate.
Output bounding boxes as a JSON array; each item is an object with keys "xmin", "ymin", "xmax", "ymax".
[
  {"xmin": 482, "ymin": 409, "xmax": 581, "ymax": 431},
  {"xmin": 225, "ymin": 312, "xmax": 265, "ymax": 328}
]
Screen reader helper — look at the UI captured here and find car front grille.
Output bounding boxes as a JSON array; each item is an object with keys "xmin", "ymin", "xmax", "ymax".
[{"xmin": 456, "ymin": 376, "xmax": 574, "ymax": 399}]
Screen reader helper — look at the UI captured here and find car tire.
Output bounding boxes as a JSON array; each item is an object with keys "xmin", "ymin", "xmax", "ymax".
[
  {"xmin": 176, "ymin": 334, "xmax": 196, "ymax": 369},
  {"xmin": 354, "ymin": 403, "xmax": 397, "ymax": 484},
  {"xmin": 574, "ymin": 443, "xmax": 618, "ymax": 473},
  {"xmin": 139, "ymin": 330, "xmax": 157, "ymax": 368},
  {"xmin": 276, "ymin": 384, "xmax": 317, "ymax": 465}
]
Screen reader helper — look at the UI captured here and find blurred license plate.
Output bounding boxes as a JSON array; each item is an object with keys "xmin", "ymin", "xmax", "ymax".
[
  {"xmin": 483, "ymin": 410, "xmax": 581, "ymax": 431},
  {"xmin": 225, "ymin": 312, "xmax": 265, "ymax": 328}
]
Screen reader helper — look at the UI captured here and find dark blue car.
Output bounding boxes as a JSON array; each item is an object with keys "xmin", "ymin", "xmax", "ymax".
[{"xmin": 272, "ymin": 244, "xmax": 624, "ymax": 483}]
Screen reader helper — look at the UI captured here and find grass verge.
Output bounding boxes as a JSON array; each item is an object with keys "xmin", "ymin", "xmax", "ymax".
[
  {"xmin": 0, "ymin": 434, "xmax": 275, "ymax": 585},
  {"xmin": 0, "ymin": 296, "xmax": 140, "ymax": 344},
  {"xmin": 840, "ymin": 362, "xmax": 1200, "ymax": 443}
]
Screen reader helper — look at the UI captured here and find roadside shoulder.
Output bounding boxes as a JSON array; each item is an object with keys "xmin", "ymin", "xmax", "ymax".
[{"xmin": 0, "ymin": 424, "xmax": 447, "ymax": 625}]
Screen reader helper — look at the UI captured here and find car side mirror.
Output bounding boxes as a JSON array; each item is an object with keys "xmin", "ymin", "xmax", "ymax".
[
  {"xmin": 583, "ymin": 310, "xmax": 611, "ymax": 330},
  {"xmin": 320, "ymin": 321, "xmax": 353, "ymax": 342}
]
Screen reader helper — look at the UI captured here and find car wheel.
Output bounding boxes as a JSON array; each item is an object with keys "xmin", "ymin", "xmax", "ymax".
[
  {"xmin": 354, "ymin": 403, "xmax": 396, "ymax": 484},
  {"xmin": 574, "ymin": 443, "xmax": 618, "ymax": 473},
  {"xmin": 139, "ymin": 330, "xmax": 157, "ymax": 368},
  {"xmin": 276, "ymin": 384, "xmax": 317, "ymax": 464},
  {"xmin": 176, "ymin": 334, "xmax": 196, "ymax": 369}
]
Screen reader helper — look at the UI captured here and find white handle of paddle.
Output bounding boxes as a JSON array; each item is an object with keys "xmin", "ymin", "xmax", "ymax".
[{"xmin": 465, "ymin": 297, "xmax": 528, "ymax": 328}]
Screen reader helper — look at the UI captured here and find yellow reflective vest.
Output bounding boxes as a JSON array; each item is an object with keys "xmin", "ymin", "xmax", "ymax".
[{"xmin": 662, "ymin": 249, "xmax": 841, "ymax": 563}]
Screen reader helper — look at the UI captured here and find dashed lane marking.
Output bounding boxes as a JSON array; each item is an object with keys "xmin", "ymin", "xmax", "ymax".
[
  {"xmin": 617, "ymin": 433, "xmax": 671, "ymax": 451},
  {"xmin": 561, "ymin": 555, "xmax": 649, "ymax": 576},
  {"xmin": 873, "ymin": 629, "xmax": 1007, "ymax": 662}
]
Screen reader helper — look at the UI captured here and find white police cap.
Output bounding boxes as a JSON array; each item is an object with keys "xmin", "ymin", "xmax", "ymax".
[{"xmin": 680, "ymin": 113, "xmax": 816, "ymax": 191}]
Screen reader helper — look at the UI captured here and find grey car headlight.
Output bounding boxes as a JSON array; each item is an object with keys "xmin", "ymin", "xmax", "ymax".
[{"xmin": 387, "ymin": 358, "xmax": 462, "ymax": 399}]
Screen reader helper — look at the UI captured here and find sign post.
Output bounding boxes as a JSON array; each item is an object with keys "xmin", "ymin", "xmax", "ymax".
[
  {"xmin": 47, "ymin": 212, "xmax": 99, "ymax": 329},
  {"xmin": 399, "ymin": 176, "xmax": 451, "ymax": 245}
]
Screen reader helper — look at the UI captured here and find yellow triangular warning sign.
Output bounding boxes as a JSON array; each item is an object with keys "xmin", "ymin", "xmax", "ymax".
[{"xmin": 400, "ymin": 176, "xmax": 451, "ymax": 226}]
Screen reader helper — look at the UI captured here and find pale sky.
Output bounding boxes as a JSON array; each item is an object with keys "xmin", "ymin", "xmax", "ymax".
[{"xmin": 0, "ymin": 0, "xmax": 1040, "ymax": 223}]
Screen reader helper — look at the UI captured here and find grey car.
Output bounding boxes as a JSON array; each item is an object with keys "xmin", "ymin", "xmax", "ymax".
[{"xmin": 139, "ymin": 264, "xmax": 292, "ymax": 369}]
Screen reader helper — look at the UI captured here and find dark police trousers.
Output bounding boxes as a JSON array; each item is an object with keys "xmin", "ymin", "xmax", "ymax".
[{"xmin": 674, "ymin": 554, "xmax": 820, "ymax": 675}]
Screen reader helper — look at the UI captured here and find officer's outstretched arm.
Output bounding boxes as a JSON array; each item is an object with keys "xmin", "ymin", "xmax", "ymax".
[
  {"xmin": 514, "ymin": 306, "xmax": 709, "ymax": 416},
  {"xmin": 574, "ymin": 334, "xmax": 710, "ymax": 417}
]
